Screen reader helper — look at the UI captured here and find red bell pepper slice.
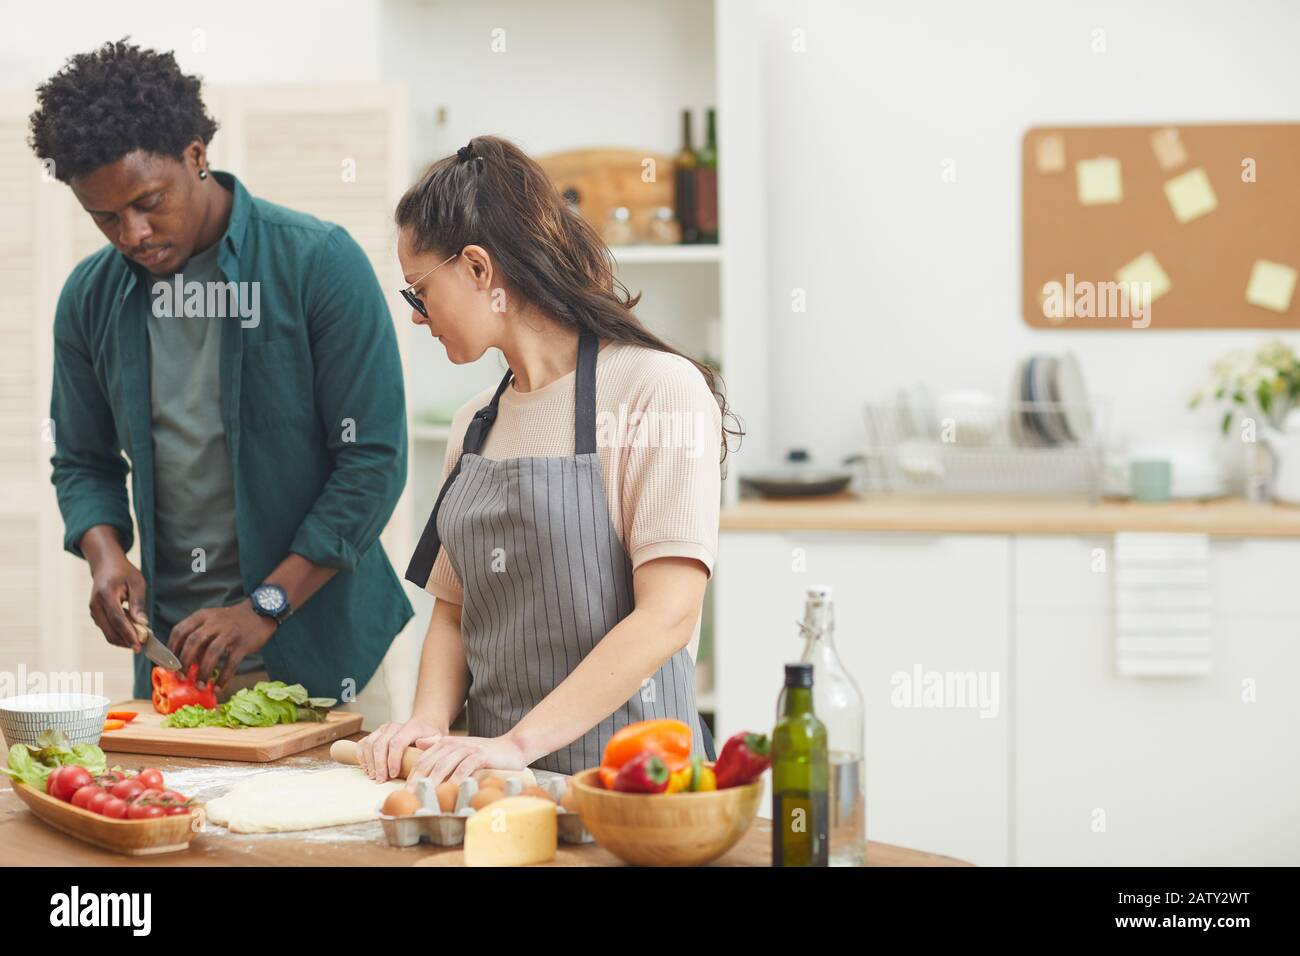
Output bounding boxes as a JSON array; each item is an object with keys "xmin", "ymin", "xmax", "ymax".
[{"xmin": 151, "ymin": 663, "xmax": 218, "ymax": 715}]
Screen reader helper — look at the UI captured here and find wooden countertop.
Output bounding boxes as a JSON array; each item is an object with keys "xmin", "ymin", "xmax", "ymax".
[
  {"xmin": 720, "ymin": 494, "xmax": 1300, "ymax": 537},
  {"xmin": 0, "ymin": 737, "xmax": 970, "ymax": 867}
]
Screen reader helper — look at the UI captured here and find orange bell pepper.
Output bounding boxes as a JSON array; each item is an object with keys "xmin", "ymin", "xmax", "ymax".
[{"xmin": 601, "ymin": 719, "xmax": 692, "ymax": 775}]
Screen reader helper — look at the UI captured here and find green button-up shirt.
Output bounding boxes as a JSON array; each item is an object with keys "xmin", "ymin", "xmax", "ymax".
[{"xmin": 50, "ymin": 171, "xmax": 413, "ymax": 700}]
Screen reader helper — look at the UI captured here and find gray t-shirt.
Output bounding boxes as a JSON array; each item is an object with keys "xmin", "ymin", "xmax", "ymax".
[{"xmin": 147, "ymin": 240, "xmax": 261, "ymax": 672}]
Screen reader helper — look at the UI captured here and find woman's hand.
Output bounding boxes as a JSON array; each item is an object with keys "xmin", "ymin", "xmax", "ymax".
[
  {"xmin": 406, "ymin": 734, "xmax": 531, "ymax": 786},
  {"xmin": 357, "ymin": 717, "xmax": 449, "ymax": 782}
]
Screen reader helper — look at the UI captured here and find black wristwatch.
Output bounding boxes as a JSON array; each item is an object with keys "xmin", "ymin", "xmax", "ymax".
[{"xmin": 249, "ymin": 583, "xmax": 291, "ymax": 625}]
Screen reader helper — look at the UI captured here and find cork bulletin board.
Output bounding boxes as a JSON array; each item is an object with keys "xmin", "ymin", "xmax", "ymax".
[{"xmin": 1021, "ymin": 123, "xmax": 1300, "ymax": 330}]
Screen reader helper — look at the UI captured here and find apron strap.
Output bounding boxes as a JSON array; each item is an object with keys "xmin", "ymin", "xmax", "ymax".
[
  {"xmin": 574, "ymin": 331, "xmax": 598, "ymax": 455},
  {"xmin": 405, "ymin": 332, "xmax": 598, "ymax": 588},
  {"xmin": 403, "ymin": 369, "xmax": 513, "ymax": 587}
]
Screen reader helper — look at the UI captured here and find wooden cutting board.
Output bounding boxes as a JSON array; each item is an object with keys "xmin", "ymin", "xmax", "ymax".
[{"xmin": 99, "ymin": 699, "xmax": 364, "ymax": 762}]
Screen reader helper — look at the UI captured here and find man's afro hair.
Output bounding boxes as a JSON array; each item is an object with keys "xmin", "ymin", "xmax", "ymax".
[{"xmin": 29, "ymin": 38, "xmax": 218, "ymax": 183}]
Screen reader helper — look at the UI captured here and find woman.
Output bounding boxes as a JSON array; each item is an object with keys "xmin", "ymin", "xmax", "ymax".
[{"xmin": 358, "ymin": 136, "xmax": 738, "ymax": 784}]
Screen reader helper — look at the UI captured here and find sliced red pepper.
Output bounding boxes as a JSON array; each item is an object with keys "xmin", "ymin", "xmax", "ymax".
[
  {"xmin": 107, "ymin": 710, "xmax": 138, "ymax": 722},
  {"xmin": 151, "ymin": 663, "xmax": 218, "ymax": 715},
  {"xmin": 103, "ymin": 719, "xmax": 126, "ymax": 732},
  {"xmin": 713, "ymin": 731, "xmax": 772, "ymax": 789},
  {"xmin": 612, "ymin": 751, "xmax": 670, "ymax": 794}
]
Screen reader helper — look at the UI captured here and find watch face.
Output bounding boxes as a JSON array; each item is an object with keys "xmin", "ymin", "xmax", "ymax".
[{"xmin": 255, "ymin": 587, "xmax": 286, "ymax": 614}]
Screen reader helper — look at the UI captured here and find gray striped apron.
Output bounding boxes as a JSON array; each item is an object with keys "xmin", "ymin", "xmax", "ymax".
[{"xmin": 405, "ymin": 332, "xmax": 713, "ymax": 773}]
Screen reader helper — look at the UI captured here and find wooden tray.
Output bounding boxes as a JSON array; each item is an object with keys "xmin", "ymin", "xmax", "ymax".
[
  {"xmin": 11, "ymin": 781, "xmax": 199, "ymax": 856},
  {"xmin": 99, "ymin": 699, "xmax": 364, "ymax": 762}
]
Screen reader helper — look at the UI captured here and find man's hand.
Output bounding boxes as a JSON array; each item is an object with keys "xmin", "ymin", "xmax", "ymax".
[
  {"xmin": 169, "ymin": 601, "xmax": 277, "ymax": 691},
  {"xmin": 81, "ymin": 525, "xmax": 148, "ymax": 651}
]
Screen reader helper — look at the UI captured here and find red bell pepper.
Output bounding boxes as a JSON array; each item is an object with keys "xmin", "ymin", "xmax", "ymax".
[
  {"xmin": 611, "ymin": 751, "xmax": 670, "ymax": 794},
  {"xmin": 713, "ymin": 731, "xmax": 772, "ymax": 789},
  {"xmin": 151, "ymin": 664, "xmax": 217, "ymax": 715}
]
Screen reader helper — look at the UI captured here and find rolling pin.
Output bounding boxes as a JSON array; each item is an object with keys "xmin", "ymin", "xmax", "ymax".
[{"xmin": 329, "ymin": 738, "xmax": 537, "ymax": 787}]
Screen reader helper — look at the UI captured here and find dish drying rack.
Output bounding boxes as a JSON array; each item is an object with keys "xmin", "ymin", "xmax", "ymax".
[{"xmin": 861, "ymin": 399, "xmax": 1110, "ymax": 499}]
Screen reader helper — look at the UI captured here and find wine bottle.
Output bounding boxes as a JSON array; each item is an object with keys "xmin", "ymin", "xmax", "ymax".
[
  {"xmin": 799, "ymin": 585, "xmax": 867, "ymax": 866},
  {"xmin": 694, "ymin": 107, "xmax": 718, "ymax": 244},
  {"xmin": 772, "ymin": 662, "xmax": 829, "ymax": 867},
  {"xmin": 673, "ymin": 109, "xmax": 699, "ymax": 244}
]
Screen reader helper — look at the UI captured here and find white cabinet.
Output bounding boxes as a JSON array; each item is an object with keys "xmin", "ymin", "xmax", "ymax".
[
  {"xmin": 716, "ymin": 529, "xmax": 1300, "ymax": 866},
  {"xmin": 1014, "ymin": 536, "xmax": 1300, "ymax": 866},
  {"xmin": 715, "ymin": 531, "xmax": 1011, "ymax": 867}
]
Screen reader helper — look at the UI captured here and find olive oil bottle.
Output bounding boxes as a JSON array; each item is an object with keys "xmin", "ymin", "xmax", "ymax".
[{"xmin": 771, "ymin": 662, "xmax": 829, "ymax": 867}]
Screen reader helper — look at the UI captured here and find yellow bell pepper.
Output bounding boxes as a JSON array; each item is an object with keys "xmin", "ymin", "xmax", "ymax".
[
  {"xmin": 667, "ymin": 764, "xmax": 693, "ymax": 793},
  {"xmin": 688, "ymin": 756, "xmax": 717, "ymax": 792}
]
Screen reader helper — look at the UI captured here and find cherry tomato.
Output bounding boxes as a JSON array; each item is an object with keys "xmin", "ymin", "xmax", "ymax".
[
  {"xmin": 132, "ymin": 787, "xmax": 165, "ymax": 803},
  {"xmin": 127, "ymin": 802, "xmax": 164, "ymax": 820},
  {"xmin": 96, "ymin": 770, "xmax": 126, "ymax": 787},
  {"xmin": 71, "ymin": 784, "xmax": 103, "ymax": 810},
  {"xmin": 101, "ymin": 797, "xmax": 129, "ymax": 819},
  {"xmin": 87, "ymin": 790, "xmax": 113, "ymax": 814},
  {"xmin": 48, "ymin": 766, "xmax": 94, "ymax": 802},
  {"xmin": 158, "ymin": 789, "xmax": 188, "ymax": 804},
  {"xmin": 137, "ymin": 768, "xmax": 164, "ymax": 790},
  {"xmin": 110, "ymin": 779, "xmax": 146, "ymax": 802},
  {"xmin": 163, "ymin": 805, "xmax": 192, "ymax": 816}
]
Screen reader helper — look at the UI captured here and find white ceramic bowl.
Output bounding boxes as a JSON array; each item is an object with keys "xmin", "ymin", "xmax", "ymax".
[{"xmin": 0, "ymin": 693, "xmax": 111, "ymax": 749}]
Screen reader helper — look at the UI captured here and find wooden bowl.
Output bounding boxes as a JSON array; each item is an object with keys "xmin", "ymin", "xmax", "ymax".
[
  {"xmin": 569, "ymin": 766, "xmax": 763, "ymax": 866},
  {"xmin": 12, "ymin": 782, "xmax": 201, "ymax": 856}
]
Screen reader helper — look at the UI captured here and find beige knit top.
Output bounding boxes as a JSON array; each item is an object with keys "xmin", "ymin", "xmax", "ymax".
[{"xmin": 422, "ymin": 341, "xmax": 722, "ymax": 656}]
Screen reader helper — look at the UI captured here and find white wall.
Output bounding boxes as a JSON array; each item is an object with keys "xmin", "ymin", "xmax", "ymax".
[
  {"xmin": 380, "ymin": 0, "xmax": 719, "ymax": 415},
  {"xmin": 757, "ymin": 0, "xmax": 1300, "ymax": 466},
  {"xmin": 0, "ymin": 0, "xmax": 382, "ymax": 90}
]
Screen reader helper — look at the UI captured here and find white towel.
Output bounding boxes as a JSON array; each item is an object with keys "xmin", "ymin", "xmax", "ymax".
[{"xmin": 1112, "ymin": 532, "xmax": 1212, "ymax": 677}]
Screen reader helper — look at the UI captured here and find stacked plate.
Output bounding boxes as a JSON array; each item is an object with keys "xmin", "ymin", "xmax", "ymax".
[{"xmin": 1010, "ymin": 352, "xmax": 1093, "ymax": 447}]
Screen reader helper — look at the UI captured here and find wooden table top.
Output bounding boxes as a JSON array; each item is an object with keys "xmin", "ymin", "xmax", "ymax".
[
  {"xmin": 721, "ymin": 493, "xmax": 1300, "ymax": 537},
  {"xmin": 0, "ymin": 736, "xmax": 970, "ymax": 867}
]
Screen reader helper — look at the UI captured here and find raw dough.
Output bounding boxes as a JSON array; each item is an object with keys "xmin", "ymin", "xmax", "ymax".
[{"xmin": 204, "ymin": 767, "xmax": 403, "ymax": 833}]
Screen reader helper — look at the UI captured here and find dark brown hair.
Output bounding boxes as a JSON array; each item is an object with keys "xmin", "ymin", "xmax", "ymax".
[{"xmin": 394, "ymin": 134, "xmax": 741, "ymax": 465}]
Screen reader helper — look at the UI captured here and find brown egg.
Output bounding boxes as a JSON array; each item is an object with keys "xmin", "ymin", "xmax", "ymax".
[
  {"xmin": 469, "ymin": 787, "xmax": 506, "ymax": 810},
  {"xmin": 520, "ymin": 785, "xmax": 556, "ymax": 803},
  {"xmin": 559, "ymin": 786, "xmax": 579, "ymax": 812},
  {"xmin": 435, "ymin": 781, "xmax": 460, "ymax": 813},
  {"xmin": 477, "ymin": 775, "xmax": 506, "ymax": 790},
  {"xmin": 382, "ymin": 790, "xmax": 422, "ymax": 818}
]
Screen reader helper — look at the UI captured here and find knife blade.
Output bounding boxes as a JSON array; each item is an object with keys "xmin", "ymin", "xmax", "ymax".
[{"xmin": 121, "ymin": 601, "xmax": 183, "ymax": 671}]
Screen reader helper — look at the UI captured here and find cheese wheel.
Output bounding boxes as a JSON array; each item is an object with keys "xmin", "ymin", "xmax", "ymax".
[{"xmin": 463, "ymin": 796, "xmax": 557, "ymax": 867}]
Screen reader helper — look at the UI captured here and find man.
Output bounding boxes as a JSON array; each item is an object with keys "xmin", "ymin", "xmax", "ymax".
[{"xmin": 32, "ymin": 40, "xmax": 412, "ymax": 716}]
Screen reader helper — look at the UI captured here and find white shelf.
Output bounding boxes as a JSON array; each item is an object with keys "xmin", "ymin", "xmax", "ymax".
[{"xmin": 610, "ymin": 244, "xmax": 722, "ymax": 265}]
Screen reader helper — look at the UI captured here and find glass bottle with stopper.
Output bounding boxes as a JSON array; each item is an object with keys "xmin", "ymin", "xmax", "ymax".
[{"xmin": 797, "ymin": 585, "xmax": 867, "ymax": 866}]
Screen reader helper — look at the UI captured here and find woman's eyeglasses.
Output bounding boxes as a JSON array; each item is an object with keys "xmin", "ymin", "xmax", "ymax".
[{"xmin": 400, "ymin": 252, "xmax": 458, "ymax": 317}]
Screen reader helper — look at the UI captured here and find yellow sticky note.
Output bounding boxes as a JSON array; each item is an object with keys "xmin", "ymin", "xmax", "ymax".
[
  {"xmin": 1076, "ymin": 157, "xmax": 1122, "ymax": 205},
  {"xmin": 1164, "ymin": 167, "xmax": 1217, "ymax": 223},
  {"xmin": 1036, "ymin": 134, "xmax": 1066, "ymax": 173},
  {"xmin": 1149, "ymin": 127, "xmax": 1188, "ymax": 171},
  {"xmin": 1116, "ymin": 251, "xmax": 1172, "ymax": 303},
  {"xmin": 1245, "ymin": 259, "xmax": 1298, "ymax": 313}
]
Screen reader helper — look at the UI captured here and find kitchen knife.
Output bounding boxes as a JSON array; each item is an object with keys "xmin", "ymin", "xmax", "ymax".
[{"xmin": 121, "ymin": 601, "xmax": 183, "ymax": 672}]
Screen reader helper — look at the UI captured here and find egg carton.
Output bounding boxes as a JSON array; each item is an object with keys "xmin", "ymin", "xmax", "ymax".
[{"xmin": 379, "ymin": 773, "xmax": 592, "ymax": 848}]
